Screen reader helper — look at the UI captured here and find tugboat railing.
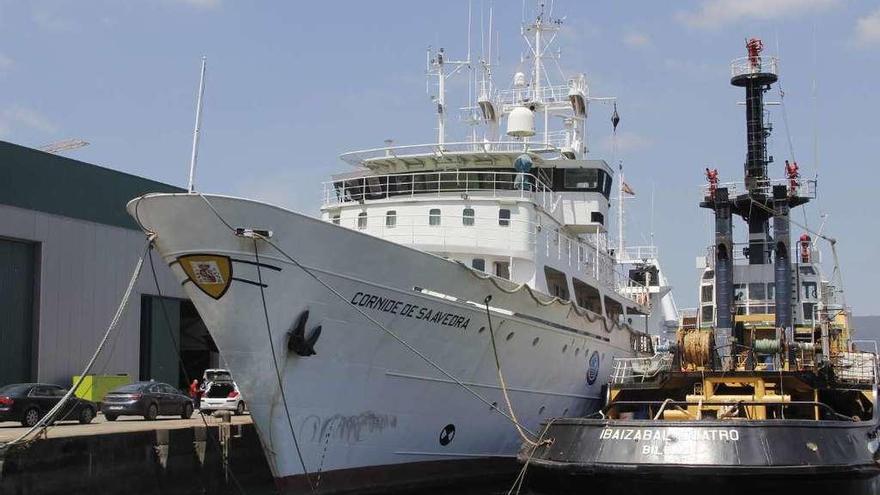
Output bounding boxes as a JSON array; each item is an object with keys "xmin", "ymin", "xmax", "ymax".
[
  {"xmin": 611, "ymin": 354, "xmax": 674, "ymax": 384},
  {"xmin": 605, "ymin": 400, "xmax": 858, "ymax": 422}
]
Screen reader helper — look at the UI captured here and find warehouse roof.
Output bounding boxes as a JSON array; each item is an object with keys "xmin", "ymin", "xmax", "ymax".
[{"xmin": 0, "ymin": 140, "xmax": 184, "ymax": 230}]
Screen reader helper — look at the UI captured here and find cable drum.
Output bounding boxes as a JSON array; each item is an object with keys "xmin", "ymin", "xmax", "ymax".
[
  {"xmin": 754, "ymin": 338, "xmax": 782, "ymax": 354},
  {"xmin": 679, "ymin": 329, "xmax": 714, "ymax": 370}
]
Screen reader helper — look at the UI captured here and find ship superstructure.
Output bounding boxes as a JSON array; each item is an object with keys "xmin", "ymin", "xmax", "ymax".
[{"xmin": 322, "ymin": 8, "xmax": 675, "ymax": 331}]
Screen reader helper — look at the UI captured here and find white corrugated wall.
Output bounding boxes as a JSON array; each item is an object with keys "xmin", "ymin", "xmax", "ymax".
[{"xmin": 0, "ymin": 203, "xmax": 185, "ymax": 386}]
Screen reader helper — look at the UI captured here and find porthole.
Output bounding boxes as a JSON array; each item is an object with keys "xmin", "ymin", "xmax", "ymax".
[
  {"xmin": 506, "ymin": 332, "xmax": 515, "ymax": 341},
  {"xmin": 575, "ymin": 348, "xmax": 580, "ymax": 356},
  {"xmin": 478, "ymin": 326, "xmax": 486, "ymax": 334},
  {"xmin": 532, "ymin": 337, "xmax": 540, "ymax": 346},
  {"xmin": 562, "ymin": 407, "xmax": 569, "ymax": 416},
  {"xmin": 538, "ymin": 405, "xmax": 546, "ymax": 415},
  {"xmin": 562, "ymin": 344, "xmax": 568, "ymax": 353}
]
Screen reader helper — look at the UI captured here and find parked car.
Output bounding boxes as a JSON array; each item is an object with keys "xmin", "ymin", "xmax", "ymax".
[
  {"xmin": 101, "ymin": 381, "xmax": 194, "ymax": 421},
  {"xmin": 200, "ymin": 378, "xmax": 246, "ymax": 415},
  {"xmin": 0, "ymin": 383, "xmax": 97, "ymax": 427}
]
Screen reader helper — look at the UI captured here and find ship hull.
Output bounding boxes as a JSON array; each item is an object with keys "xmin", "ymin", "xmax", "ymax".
[
  {"xmin": 521, "ymin": 418, "xmax": 880, "ymax": 495},
  {"xmin": 129, "ymin": 193, "xmax": 635, "ymax": 494}
]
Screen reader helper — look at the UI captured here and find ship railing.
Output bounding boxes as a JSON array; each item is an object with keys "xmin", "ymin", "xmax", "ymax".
[
  {"xmin": 730, "ymin": 56, "xmax": 779, "ymax": 79},
  {"xmin": 702, "ymin": 178, "xmax": 817, "ymax": 201},
  {"xmin": 603, "ymin": 400, "xmax": 858, "ymax": 422},
  {"xmin": 323, "ymin": 170, "xmax": 558, "ymax": 212},
  {"xmin": 339, "ymin": 140, "xmax": 564, "ymax": 166},
  {"xmin": 496, "ymin": 82, "xmax": 580, "ymax": 108},
  {"xmin": 705, "ymin": 242, "xmax": 823, "ymax": 264},
  {"xmin": 540, "ymin": 230, "xmax": 648, "ymax": 306},
  {"xmin": 610, "ymin": 354, "xmax": 673, "ymax": 384},
  {"xmin": 678, "ymin": 307, "xmax": 700, "ymax": 330},
  {"xmin": 619, "ymin": 245, "xmax": 658, "ymax": 263}
]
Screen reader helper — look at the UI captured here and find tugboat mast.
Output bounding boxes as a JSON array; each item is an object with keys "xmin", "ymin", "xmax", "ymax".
[{"xmin": 701, "ymin": 39, "xmax": 810, "ymax": 369}]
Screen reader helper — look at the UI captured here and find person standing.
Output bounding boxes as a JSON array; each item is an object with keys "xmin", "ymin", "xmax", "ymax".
[{"xmin": 189, "ymin": 379, "xmax": 200, "ymax": 408}]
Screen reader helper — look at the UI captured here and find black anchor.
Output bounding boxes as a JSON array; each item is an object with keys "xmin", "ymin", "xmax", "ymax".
[
  {"xmin": 287, "ymin": 310, "xmax": 321, "ymax": 357},
  {"xmin": 439, "ymin": 424, "xmax": 456, "ymax": 446}
]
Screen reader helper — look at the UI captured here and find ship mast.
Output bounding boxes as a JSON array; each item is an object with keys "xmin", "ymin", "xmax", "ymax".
[{"xmin": 701, "ymin": 39, "xmax": 811, "ymax": 370}]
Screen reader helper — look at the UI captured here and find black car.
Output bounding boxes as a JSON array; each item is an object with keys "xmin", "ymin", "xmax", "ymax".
[
  {"xmin": 0, "ymin": 383, "xmax": 97, "ymax": 427},
  {"xmin": 101, "ymin": 381, "xmax": 194, "ymax": 421}
]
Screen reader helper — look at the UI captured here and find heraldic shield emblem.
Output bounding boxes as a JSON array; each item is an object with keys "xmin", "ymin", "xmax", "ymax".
[{"xmin": 178, "ymin": 254, "xmax": 232, "ymax": 300}]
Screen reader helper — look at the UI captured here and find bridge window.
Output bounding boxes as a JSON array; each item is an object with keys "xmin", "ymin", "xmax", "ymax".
[
  {"xmin": 463, "ymin": 208, "xmax": 475, "ymax": 226},
  {"xmin": 544, "ymin": 267, "xmax": 570, "ymax": 300},
  {"xmin": 472, "ymin": 258, "xmax": 485, "ymax": 271},
  {"xmin": 429, "ymin": 208, "xmax": 441, "ymax": 226},
  {"xmin": 701, "ymin": 285, "xmax": 713, "ymax": 303},
  {"xmin": 701, "ymin": 305, "xmax": 714, "ymax": 323},
  {"xmin": 564, "ymin": 168, "xmax": 600, "ymax": 189},
  {"xmin": 802, "ymin": 282, "xmax": 817, "ymax": 300},
  {"xmin": 553, "ymin": 168, "xmax": 612, "ymax": 199},
  {"xmin": 572, "ymin": 277, "xmax": 601, "ymax": 314},
  {"xmin": 498, "ymin": 209, "xmax": 511, "ymax": 227},
  {"xmin": 749, "ymin": 283, "xmax": 766, "ymax": 301},
  {"xmin": 803, "ymin": 302, "xmax": 816, "ymax": 321},
  {"xmin": 494, "ymin": 261, "xmax": 510, "ymax": 280},
  {"xmin": 357, "ymin": 212, "xmax": 367, "ymax": 229},
  {"xmin": 385, "ymin": 210, "xmax": 396, "ymax": 228}
]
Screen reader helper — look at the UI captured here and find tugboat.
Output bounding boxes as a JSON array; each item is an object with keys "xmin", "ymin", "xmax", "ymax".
[{"xmin": 519, "ymin": 39, "xmax": 880, "ymax": 495}]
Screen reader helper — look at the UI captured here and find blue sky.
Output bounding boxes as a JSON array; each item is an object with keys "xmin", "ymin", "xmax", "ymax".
[{"xmin": 1, "ymin": 0, "xmax": 878, "ymax": 315}]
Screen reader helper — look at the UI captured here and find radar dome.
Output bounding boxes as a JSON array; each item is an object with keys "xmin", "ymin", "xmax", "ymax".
[
  {"xmin": 514, "ymin": 154, "xmax": 533, "ymax": 173},
  {"xmin": 507, "ymin": 106, "xmax": 535, "ymax": 137}
]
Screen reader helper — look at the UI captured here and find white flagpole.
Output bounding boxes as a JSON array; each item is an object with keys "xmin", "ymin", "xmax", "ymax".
[{"xmin": 187, "ymin": 56, "xmax": 207, "ymax": 193}]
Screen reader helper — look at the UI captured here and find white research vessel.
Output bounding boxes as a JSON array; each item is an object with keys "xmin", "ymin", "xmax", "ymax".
[{"xmin": 128, "ymin": 6, "xmax": 677, "ymax": 494}]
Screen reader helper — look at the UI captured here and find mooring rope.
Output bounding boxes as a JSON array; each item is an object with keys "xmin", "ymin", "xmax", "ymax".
[
  {"xmin": 0, "ymin": 240, "xmax": 150, "ymax": 451},
  {"xmin": 483, "ymin": 295, "xmax": 549, "ymax": 448}
]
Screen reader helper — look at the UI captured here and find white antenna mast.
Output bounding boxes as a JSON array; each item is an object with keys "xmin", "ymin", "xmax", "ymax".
[
  {"xmin": 187, "ymin": 56, "xmax": 207, "ymax": 193},
  {"xmin": 426, "ymin": 4, "xmax": 472, "ymax": 147}
]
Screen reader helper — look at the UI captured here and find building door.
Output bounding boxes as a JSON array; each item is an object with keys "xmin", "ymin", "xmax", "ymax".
[
  {"xmin": 139, "ymin": 295, "xmax": 181, "ymax": 386},
  {"xmin": 0, "ymin": 238, "xmax": 36, "ymax": 384},
  {"xmin": 140, "ymin": 296, "xmax": 217, "ymax": 389}
]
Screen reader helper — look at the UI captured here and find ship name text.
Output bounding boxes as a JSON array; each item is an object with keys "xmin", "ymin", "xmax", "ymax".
[
  {"xmin": 599, "ymin": 427, "xmax": 739, "ymax": 442},
  {"xmin": 350, "ymin": 291, "xmax": 470, "ymax": 330}
]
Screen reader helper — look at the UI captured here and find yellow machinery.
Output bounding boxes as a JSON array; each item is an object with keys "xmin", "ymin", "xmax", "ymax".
[{"xmin": 72, "ymin": 374, "xmax": 131, "ymax": 403}]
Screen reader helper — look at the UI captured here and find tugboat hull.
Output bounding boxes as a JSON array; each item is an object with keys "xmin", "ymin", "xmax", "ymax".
[{"xmin": 522, "ymin": 418, "xmax": 880, "ymax": 494}]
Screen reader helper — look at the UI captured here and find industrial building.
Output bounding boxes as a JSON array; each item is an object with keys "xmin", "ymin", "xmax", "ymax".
[{"xmin": 0, "ymin": 140, "xmax": 217, "ymax": 390}]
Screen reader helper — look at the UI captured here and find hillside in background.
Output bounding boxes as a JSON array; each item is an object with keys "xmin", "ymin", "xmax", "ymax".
[{"xmin": 853, "ymin": 316, "xmax": 880, "ymax": 345}]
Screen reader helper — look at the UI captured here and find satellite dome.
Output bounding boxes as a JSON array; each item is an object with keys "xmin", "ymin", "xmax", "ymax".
[{"xmin": 507, "ymin": 106, "xmax": 535, "ymax": 137}]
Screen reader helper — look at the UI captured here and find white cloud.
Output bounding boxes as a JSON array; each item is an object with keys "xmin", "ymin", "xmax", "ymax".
[
  {"xmin": 854, "ymin": 8, "xmax": 880, "ymax": 46},
  {"xmin": 677, "ymin": 0, "xmax": 839, "ymax": 29},
  {"xmin": 0, "ymin": 106, "xmax": 58, "ymax": 137},
  {"xmin": 623, "ymin": 32, "xmax": 651, "ymax": 48}
]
